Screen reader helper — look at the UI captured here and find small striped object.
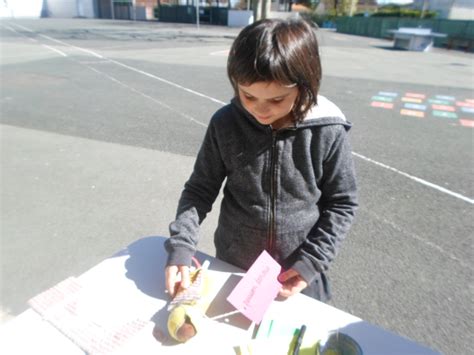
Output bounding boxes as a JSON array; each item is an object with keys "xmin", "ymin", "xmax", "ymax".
[{"xmin": 168, "ymin": 260, "xmax": 210, "ymax": 310}]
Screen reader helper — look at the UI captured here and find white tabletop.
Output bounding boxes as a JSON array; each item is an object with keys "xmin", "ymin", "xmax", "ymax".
[{"xmin": 0, "ymin": 236, "xmax": 439, "ymax": 354}]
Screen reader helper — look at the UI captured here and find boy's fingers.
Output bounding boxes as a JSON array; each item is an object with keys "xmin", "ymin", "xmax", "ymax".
[
  {"xmin": 165, "ymin": 265, "xmax": 179, "ymax": 296},
  {"xmin": 179, "ymin": 265, "xmax": 190, "ymax": 289},
  {"xmin": 278, "ymin": 268, "xmax": 299, "ymax": 283}
]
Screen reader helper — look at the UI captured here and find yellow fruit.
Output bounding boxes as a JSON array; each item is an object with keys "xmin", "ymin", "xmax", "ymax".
[{"xmin": 167, "ymin": 261, "xmax": 211, "ymax": 343}]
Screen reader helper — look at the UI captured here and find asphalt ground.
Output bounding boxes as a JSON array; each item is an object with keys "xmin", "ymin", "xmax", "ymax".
[{"xmin": 1, "ymin": 19, "xmax": 473, "ymax": 354}]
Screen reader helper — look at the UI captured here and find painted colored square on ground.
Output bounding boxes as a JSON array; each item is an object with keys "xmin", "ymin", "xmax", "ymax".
[
  {"xmin": 433, "ymin": 110, "xmax": 458, "ymax": 119},
  {"xmin": 371, "ymin": 101, "xmax": 394, "ymax": 109},
  {"xmin": 459, "ymin": 119, "xmax": 474, "ymax": 127},
  {"xmin": 402, "ymin": 97, "xmax": 422, "ymax": 103},
  {"xmin": 429, "ymin": 99, "xmax": 450, "ymax": 105},
  {"xmin": 406, "ymin": 93, "xmax": 426, "ymax": 99},
  {"xmin": 405, "ymin": 103, "xmax": 427, "ymax": 111},
  {"xmin": 456, "ymin": 101, "xmax": 474, "ymax": 108},
  {"xmin": 461, "ymin": 107, "xmax": 474, "ymax": 114},
  {"xmin": 378, "ymin": 91, "xmax": 398, "ymax": 97},
  {"xmin": 432, "ymin": 104, "xmax": 455, "ymax": 112},
  {"xmin": 436, "ymin": 95, "xmax": 455, "ymax": 101},
  {"xmin": 372, "ymin": 96, "xmax": 393, "ymax": 102},
  {"xmin": 401, "ymin": 109, "xmax": 425, "ymax": 118}
]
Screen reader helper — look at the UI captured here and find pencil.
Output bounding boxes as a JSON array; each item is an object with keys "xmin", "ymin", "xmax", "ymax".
[{"xmin": 292, "ymin": 324, "xmax": 307, "ymax": 355}]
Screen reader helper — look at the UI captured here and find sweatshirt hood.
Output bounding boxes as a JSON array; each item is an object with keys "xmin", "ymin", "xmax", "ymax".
[
  {"xmin": 298, "ymin": 95, "xmax": 347, "ymax": 126},
  {"xmin": 231, "ymin": 95, "xmax": 350, "ymax": 130}
]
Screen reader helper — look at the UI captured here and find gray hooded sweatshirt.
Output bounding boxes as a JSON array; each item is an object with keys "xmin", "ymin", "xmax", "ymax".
[{"xmin": 166, "ymin": 95, "xmax": 358, "ymax": 300}]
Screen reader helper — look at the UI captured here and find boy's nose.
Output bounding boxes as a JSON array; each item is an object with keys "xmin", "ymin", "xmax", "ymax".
[{"xmin": 255, "ymin": 102, "xmax": 270, "ymax": 114}]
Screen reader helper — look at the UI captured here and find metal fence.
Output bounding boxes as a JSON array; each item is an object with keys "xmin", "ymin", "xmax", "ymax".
[
  {"xmin": 158, "ymin": 5, "xmax": 228, "ymax": 26},
  {"xmin": 335, "ymin": 17, "xmax": 474, "ymax": 51}
]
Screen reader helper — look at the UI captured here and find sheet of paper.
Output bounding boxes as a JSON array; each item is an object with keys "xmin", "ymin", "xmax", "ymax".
[
  {"xmin": 226, "ymin": 250, "xmax": 282, "ymax": 324},
  {"xmin": 28, "ymin": 277, "xmax": 149, "ymax": 355}
]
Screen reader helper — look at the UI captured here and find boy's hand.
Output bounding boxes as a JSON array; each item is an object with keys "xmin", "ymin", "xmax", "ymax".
[
  {"xmin": 278, "ymin": 269, "xmax": 308, "ymax": 298},
  {"xmin": 165, "ymin": 265, "xmax": 190, "ymax": 298}
]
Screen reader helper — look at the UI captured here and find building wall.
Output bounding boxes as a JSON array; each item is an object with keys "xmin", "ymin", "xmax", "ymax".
[
  {"xmin": 449, "ymin": 0, "xmax": 474, "ymax": 20},
  {"xmin": 0, "ymin": 0, "xmax": 43, "ymax": 17},
  {"xmin": 413, "ymin": 0, "xmax": 474, "ymax": 19},
  {"xmin": 46, "ymin": 0, "xmax": 96, "ymax": 18},
  {"xmin": 136, "ymin": 0, "xmax": 157, "ymax": 19}
]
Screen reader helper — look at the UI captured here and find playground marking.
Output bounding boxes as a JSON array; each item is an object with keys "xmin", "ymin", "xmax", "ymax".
[
  {"xmin": 456, "ymin": 101, "xmax": 474, "ymax": 108},
  {"xmin": 353, "ymin": 152, "xmax": 474, "ymax": 205},
  {"xmin": 209, "ymin": 49, "xmax": 230, "ymax": 56},
  {"xmin": 428, "ymin": 99, "xmax": 450, "ymax": 105},
  {"xmin": 459, "ymin": 119, "xmax": 474, "ymax": 127},
  {"xmin": 402, "ymin": 97, "xmax": 422, "ymax": 103},
  {"xmin": 371, "ymin": 101, "xmax": 394, "ymax": 109},
  {"xmin": 401, "ymin": 109, "xmax": 425, "ymax": 118},
  {"xmin": 371, "ymin": 91, "xmax": 472, "ymax": 127},
  {"xmin": 432, "ymin": 104, "xmax": 455, "ymax": 112},
  {"xmin": 378, "ymin": 91, "xmax": 398, "ymax": 97},
  {"xmin": 433, "ymin": 110, "xmax": 458, "ymax": 119},
  {"xmin": 404, "ymin": 103, "xmax": 427, "ymax": 111},
  {"xmin": 461, "ymin": 107, "xmax": 474, "ymax": 114},
  {"xmin": 8, "ymin": 22, "xmax": 473, "ymax": 204},
  {"xmin": 436, "ymin": 95, "xmax": 455, "ymax": 101},
  {"xmin": 372, "ymin": 96, "xmax": 393, "ymax": 102},
  {"xmin": 406, "ymin": 93, "xmax": 426, "ymax": 99}
]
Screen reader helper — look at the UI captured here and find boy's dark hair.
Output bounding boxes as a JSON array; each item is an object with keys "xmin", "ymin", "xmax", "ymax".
[{"xmin": 227, "ymin": 18, "xmax": 322, "ymax": 123}]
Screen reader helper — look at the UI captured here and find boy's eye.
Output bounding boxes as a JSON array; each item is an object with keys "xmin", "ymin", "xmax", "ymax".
[
  {"xmin": 244, "ymin": 95, "xmax": 256, "ymax": 101},
  {"xmin": 271, "ymin": 98, "xmax": 284, "ymax": 103}
]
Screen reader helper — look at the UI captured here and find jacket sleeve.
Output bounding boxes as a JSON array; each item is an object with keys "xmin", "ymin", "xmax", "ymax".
[
  {"xmin": 165, "ymin": 119, "xmax": 226, "ymax": 267},
  {"xmin": 292, "ymin": 125, "xmax": 358, "ymax": 284}
]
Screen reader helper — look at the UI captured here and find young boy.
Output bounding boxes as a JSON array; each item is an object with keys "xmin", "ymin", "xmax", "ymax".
[{"xmin": 165, "ymin": 18, "xmax": 358, "ymax": 302}]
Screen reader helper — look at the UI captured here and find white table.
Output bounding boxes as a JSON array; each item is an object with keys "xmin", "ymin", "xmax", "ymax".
[
  {"xmin": 388, "ymin": 28, "xmax": 446, "ymax": 52},
  {"xmin": 0, "ymin": 236, "xmax": 439, "ymax": 354}
]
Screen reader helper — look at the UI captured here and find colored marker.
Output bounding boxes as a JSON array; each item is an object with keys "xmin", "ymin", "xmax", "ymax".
[
  {"xmin": 461, "ymin": 107, "xmax": 474, "ymax": 114},
  {"xmin": 292, "ymin": 325, "xmax": 306, "ymax": 355}
]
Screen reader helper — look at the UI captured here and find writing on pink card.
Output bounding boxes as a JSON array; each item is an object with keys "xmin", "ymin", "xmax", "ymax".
[{"xmin": 226, "ymin": 250, "xmax": 282, "ymax": 324}]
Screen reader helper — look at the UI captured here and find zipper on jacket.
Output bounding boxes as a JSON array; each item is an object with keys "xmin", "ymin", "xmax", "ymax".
[{"xmin": 268, "ymin": 130, "xmax": 278, "ymax": 256}]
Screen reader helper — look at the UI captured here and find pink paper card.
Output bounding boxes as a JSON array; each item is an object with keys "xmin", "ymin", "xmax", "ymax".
[{"xmin": 226, "ymin": 250, "xmax": 282, "ymax": 324}]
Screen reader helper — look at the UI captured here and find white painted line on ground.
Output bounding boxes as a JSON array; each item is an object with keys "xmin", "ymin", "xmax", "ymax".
[
  {"xmin": 1, "ymin": 24, "xmax": 18, "ymax": 32},
  {"xmin": 41, "ymin": 44, "xmax": 68, "ymax": 57},
  {"xmin": 362, "ymin": 207, "xmax": 471, "ymax": 270},
  {"xmin": 15, "ymin": 23, "xmax": 225, "ymax": 106},
  {"xmin": 353, "ymin": 152, "xmax": 474, "ymax": 204},
  {"xmin": 84, "ymin": 64, "xmax": 207, "ymax": 128},
  {"xmin": 38, "ymin": 34, "xmax": 104, "ymax": 59},
  {"xmin": 9, "ymin": 23, "xmax": 34, "ymax": 33},
  {"xmin": 107, "ymin": 58, "xmax": 227, "ymax": 106},
  {"xmin": 209, "ymin": 49, "xmax": 229, "ymax": 56},
  {"xmin": 10, "ymin": 23, "xmax": 473, "ymax": 205},
  {"xmin": 2, "ymin": 24, "xmax": 37, "ymax": 42}
]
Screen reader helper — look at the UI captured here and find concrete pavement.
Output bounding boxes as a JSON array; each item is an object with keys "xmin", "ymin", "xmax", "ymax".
[{"xmin": 1, "ymin": 18, "xmax": 473, "ymax": 354}]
